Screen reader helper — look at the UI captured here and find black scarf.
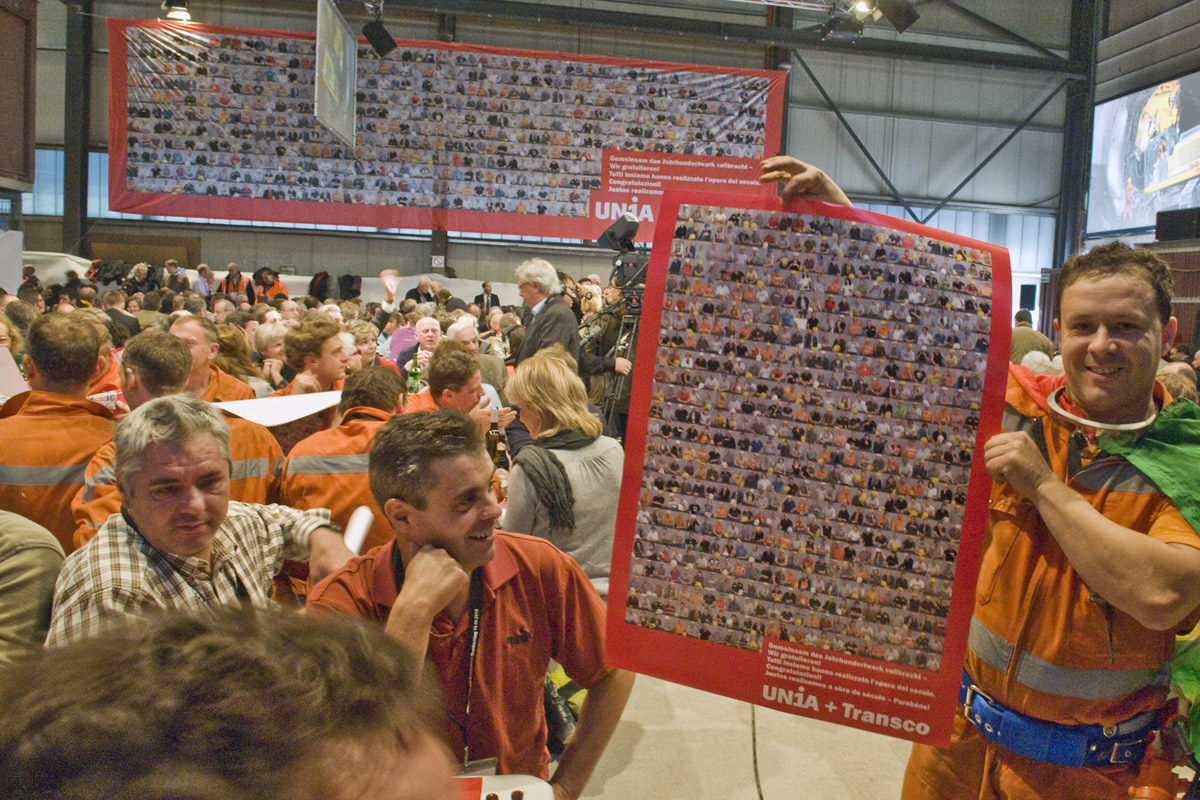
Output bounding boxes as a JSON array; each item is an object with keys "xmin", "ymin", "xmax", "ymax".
[{"xmin": 513, "ymin": 429, "xmax": 597, "ymax": 530}]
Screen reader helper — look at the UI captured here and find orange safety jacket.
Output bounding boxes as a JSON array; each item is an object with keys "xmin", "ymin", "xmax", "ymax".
[
  {"xmin": 276, "ymin": 406, "xmax": 394, "ymax": 553},
  {"xmin": 200, "ymin": 363, "xmax": 254, "ymax": 403},
  {"xmin": 256, "ymin": 280, "xmax": 288, "ymax": 299},
  {"xmin": 71, "ymin": 411, "xmax": 283, "ymax": 549},
  {"xmin": 267, "ymin": 377, "xmax": 345, "ymax": 454},
  {"xmin": 0, "ymin": 391, "xmax": 115, "ymax": 554},
  {"xmin": 219, "ymin": 273, "xmax": 255, "ymax": 302},
  {"xmin": 966, "ymin": 366, "xmax": 1200, "ymax": 727},
  {"xmin": 404, "ymin": 386, "xmax": 439, "ymax": 414}
]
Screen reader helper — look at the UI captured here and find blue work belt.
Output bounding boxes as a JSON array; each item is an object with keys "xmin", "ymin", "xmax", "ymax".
[{"xmin": 960, "ymin": 672, "xmax": 1157, "ymax": 767}]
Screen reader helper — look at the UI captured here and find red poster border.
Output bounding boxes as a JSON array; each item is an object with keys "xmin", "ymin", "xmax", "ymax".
[
  {"xmin": 606, "ymin": 189, "xmax": 1012, "ymax": 747},
  {"xmin": 106, "ymin": 19, "xmax": 785, "ymax": 238}
]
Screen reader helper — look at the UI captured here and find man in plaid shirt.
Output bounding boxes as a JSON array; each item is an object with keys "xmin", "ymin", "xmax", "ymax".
[{"xmin": 47, "ymin": 394, "xmax": 354, "ymax": 645}]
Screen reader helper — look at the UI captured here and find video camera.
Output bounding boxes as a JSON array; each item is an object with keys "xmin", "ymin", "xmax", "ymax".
[{"xmin": 598, "ymin": 213, "xmax": 649, "ymax": 314}]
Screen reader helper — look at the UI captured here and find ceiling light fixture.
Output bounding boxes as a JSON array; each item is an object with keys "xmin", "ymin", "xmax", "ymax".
[{"xmin": 161, "ymin": 0, "xmax": 191, "ymax": 22}]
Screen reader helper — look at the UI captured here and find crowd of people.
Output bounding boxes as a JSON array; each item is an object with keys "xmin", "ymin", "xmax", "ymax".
[
  {"xmin": 5, "ymin": 153, "xmax": 1200, "ymax": 800},
  {"xmin": 0, "ymin": 255, "xmax": 635, "ymax": 798}
]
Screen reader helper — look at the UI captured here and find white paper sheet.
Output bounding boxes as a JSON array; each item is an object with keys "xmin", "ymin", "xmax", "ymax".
[
  {"xmin": 0, "ymin": 347, "xmax": 28, "ymax": 404},
  {"xmin": 215, "ymin": 391, "xmax": 341, "ymax": 427}
]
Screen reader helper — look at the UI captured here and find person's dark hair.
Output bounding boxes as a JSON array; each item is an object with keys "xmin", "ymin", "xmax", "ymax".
[
  {"xmin": 4, "ymin": 301, "xmax": 37, "ymax": 334},
  {"xmin": 270, "ymin": 296, "xmax": 288, "ymax": 311},
  {"xmin": 1013, "ymin": 309, "xmax": 1033, "ymax": 324},
  {"xmin": 16, "ymin": 286, "xmax": 41, "ymax": 306},
  {"xmin": 104, "ymin": 316, "xmax": 129, "ymax": 350},
  {"xmin": 505, "ymin": 325, "xmax": 526, "ymax": 361},
  {"xmin": 122, "ymin": 330, "xmax": 191, "ymax": 397},
  {"xmin": 370, "ymin": 410, "xmax": 483, "ymax": 510},
  {"xmin": 250, "ymin": 303, "xmax": 274, "ymax": 324},
  {"xmin": 159, "ymin": 291, "xmax": 177, "ymax": 315},
  {"xmin": 143, "ymin": 290, "xmax": 163, "ymax": 312},
  {"xmin": 225, "ymin": 311, "xmax": 255, "ymax": 329},
  {"xmin": 427, "ymin": 339, "xmax": 476, "ymax": 398},
  {"xmin": 183, "ymin": 296, "xmax": 206, "ymax": 315},
  {"xmin": 27, "ymin": 313, "xmax": 100, "ymax": 387},
  {"xmin": 1056, "ymin": 241, "xmax": 1173, "ymax": 325},
  {"xmin": 302, "ymin": 296, "xmax": 321, "ymax": 310},
  {"xmin": 338, "ymin": 365, "xmax": 404, "ymax": 414},
  {"xmin": 0, "ymin": 606, "xmax": 438, "ymax": 800}
]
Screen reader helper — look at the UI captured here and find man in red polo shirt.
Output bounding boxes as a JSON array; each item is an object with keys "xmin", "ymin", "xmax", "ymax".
[{"xmin": 308, "ymin": 410, "xmax": 633, "ymax": 797}]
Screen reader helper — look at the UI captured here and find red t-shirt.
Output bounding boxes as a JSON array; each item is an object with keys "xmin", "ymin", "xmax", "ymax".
[{"xmin": 307, "ymin": 532, "xmax": 612, "ymax": 776}]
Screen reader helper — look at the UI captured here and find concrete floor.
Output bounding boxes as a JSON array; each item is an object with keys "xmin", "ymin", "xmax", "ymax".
[{"xmin": 579, "ymin": 674, "xmax": 911, "ymax": 799}]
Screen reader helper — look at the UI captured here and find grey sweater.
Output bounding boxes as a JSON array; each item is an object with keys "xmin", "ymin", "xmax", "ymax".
[{"xmin": 501, "ymin": 435, "xmax": 624, "ymax": 595}]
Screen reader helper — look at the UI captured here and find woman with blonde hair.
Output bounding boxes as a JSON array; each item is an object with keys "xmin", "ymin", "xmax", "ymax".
[
  {"xmin": 502, "ymin": 345, "xmax": 623, "ymax": 595},
  {"xmin": 214, "ymin": 323, "xmax": 270, "ymax": 397}
]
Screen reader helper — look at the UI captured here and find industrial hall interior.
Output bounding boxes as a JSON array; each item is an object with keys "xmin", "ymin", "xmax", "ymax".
[{"xmin": 4, "ymin": 0, "xmax": 1200, "ymax": 799}]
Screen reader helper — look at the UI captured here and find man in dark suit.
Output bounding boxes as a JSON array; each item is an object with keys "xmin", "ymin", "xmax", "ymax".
[
  {"xmin": 514, "ymin": 258, "xmax": 579, "ymax": 366},
  {"xmin": 473, "ymin": 281, "xmax": 501, "ymax": 319},
  {"xmin": 101, "ymin": 290, "xmax": 142, "ymax": 338},
  {"xmin": 403, "ymin": 276, "xmax": 437, "ymax": 305}
]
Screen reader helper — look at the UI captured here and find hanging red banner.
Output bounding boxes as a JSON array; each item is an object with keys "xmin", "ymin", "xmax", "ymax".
[{"xmin": 107, "ymin": 19, "xmax": 784, "ymax": 241}]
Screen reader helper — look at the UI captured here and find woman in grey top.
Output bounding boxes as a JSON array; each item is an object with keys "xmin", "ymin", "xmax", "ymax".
[{"xmin": 502, "ymin": 346, "xmax": 623, "ymax": 596}]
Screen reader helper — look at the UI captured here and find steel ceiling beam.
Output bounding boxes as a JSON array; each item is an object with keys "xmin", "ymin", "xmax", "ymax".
[
  {"xmin": 792, "ymin": 49, "xmax": 920, "ymax": 222},
  {"xmin": 933, "ymin": 0, "xmax": 1064, "ymax": 62},
  {"xmin": 383, "ymin": 0, "xmax": 1085, "ymax": 78}
]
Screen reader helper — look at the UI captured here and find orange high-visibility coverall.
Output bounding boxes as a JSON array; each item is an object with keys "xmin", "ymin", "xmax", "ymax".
[
  {"xmin": 0, "ymin": 391, "xmax": 115, "ymax": 554},
  {"xmin": 276, "ymin": 406, "xmax": 393, "ymax": 554},
  {"xmin": 903, "ymin": 367, "xmax": 1200, "ymax": 800}
]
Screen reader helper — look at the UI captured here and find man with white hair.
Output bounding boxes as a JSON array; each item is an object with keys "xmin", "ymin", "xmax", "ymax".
[
  {"xmin": 446, "ymin": 318, "xmax": 507, "ymax": 396},
  {"xmin": 515, "ymin": 258, "xmax": 579, "ymax": 366},
  {"xmin": 404, "ymin": 276, "xmax": 436, "ymax": 305}
]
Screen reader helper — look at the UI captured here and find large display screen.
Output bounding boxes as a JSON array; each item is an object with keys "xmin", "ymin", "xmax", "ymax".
[{"xmin": 1088, "ymin": 72, "xmax": 1200, "ymax": 235}]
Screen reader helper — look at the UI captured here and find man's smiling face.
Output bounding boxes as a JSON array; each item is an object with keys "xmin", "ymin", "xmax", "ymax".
[{"xmin": 1056, "ymin": 272, "xmax": 1176, "ymax": 424}]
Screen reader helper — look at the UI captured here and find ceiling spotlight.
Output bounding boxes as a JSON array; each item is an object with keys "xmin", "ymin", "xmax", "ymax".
[
  {"xmin": 362, "ymin": 11, "xmax": 397, "ymax": 57},
  {"xmin": 819, "ymin": 11, "xmax": 864, "ymax": 40},
  {"xmin": 161, "ymin": 0, "xmax": 191, "ymax": 21},
  {"xmin": 875, "ymin": 0, "xmax": 920, "ymax": 33}
]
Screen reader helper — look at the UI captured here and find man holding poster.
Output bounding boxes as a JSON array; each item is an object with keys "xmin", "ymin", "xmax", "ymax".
[{"xmin": 763, "ymin": 156, "xmax": 1200, "ymax": 799}]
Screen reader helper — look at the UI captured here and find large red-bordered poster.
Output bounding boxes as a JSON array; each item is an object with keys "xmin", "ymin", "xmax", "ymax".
[
  {"xmin": 107, "ymin": 19, "xmax": 784, "ymax": 241},
  {"xmin": 606, "ymin": 190, "xmax": 1012, "ymax": 747}
]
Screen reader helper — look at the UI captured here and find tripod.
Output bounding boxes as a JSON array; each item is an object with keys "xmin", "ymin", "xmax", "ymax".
[{"xmin": 602, "ymin": 299, "xmax": 640, "ymax": 443}]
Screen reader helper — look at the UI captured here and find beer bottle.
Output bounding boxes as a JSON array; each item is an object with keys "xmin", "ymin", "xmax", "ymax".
[{"xmin": 486, "ymin": 408, "xmax": 502, "ymax": 464}]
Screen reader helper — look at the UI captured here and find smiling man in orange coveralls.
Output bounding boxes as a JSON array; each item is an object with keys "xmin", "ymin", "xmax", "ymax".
[{"xmin": 761, "ymin": 156, "xmax": 1200, "ymax": 800}]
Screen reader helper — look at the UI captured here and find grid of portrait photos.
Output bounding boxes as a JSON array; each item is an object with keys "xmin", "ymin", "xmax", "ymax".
[
  {"xmin": 118, "ymin": 24, "xmax": 775, "ymax": 219},
  {"xmin": 624, "ymin": 204, "xmax": 995, "ymax": 672}
]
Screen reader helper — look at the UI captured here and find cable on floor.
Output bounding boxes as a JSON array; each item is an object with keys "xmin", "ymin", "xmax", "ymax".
[{"xmin": 751, "ymin": 703, "xmax": 765, "ymax": 800}]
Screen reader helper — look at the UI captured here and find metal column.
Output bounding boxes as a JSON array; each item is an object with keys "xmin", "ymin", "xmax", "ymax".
[
  {"xmin": 1053, "ymin": 0, "xmax": 1106, "ymax": 269},
  {"xmin": 62, "ymin": 0, "xmax": 93, "ymax": 256}
]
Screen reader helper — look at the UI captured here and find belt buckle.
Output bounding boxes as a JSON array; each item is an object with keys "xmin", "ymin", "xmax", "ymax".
[
  {"xmin": 1105, "ymin": 739, "xmax": 1143, "ymax": 765},
  {"xmin": 963, "ymin": 682, "xmax": 992, "ymax": 720}
]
